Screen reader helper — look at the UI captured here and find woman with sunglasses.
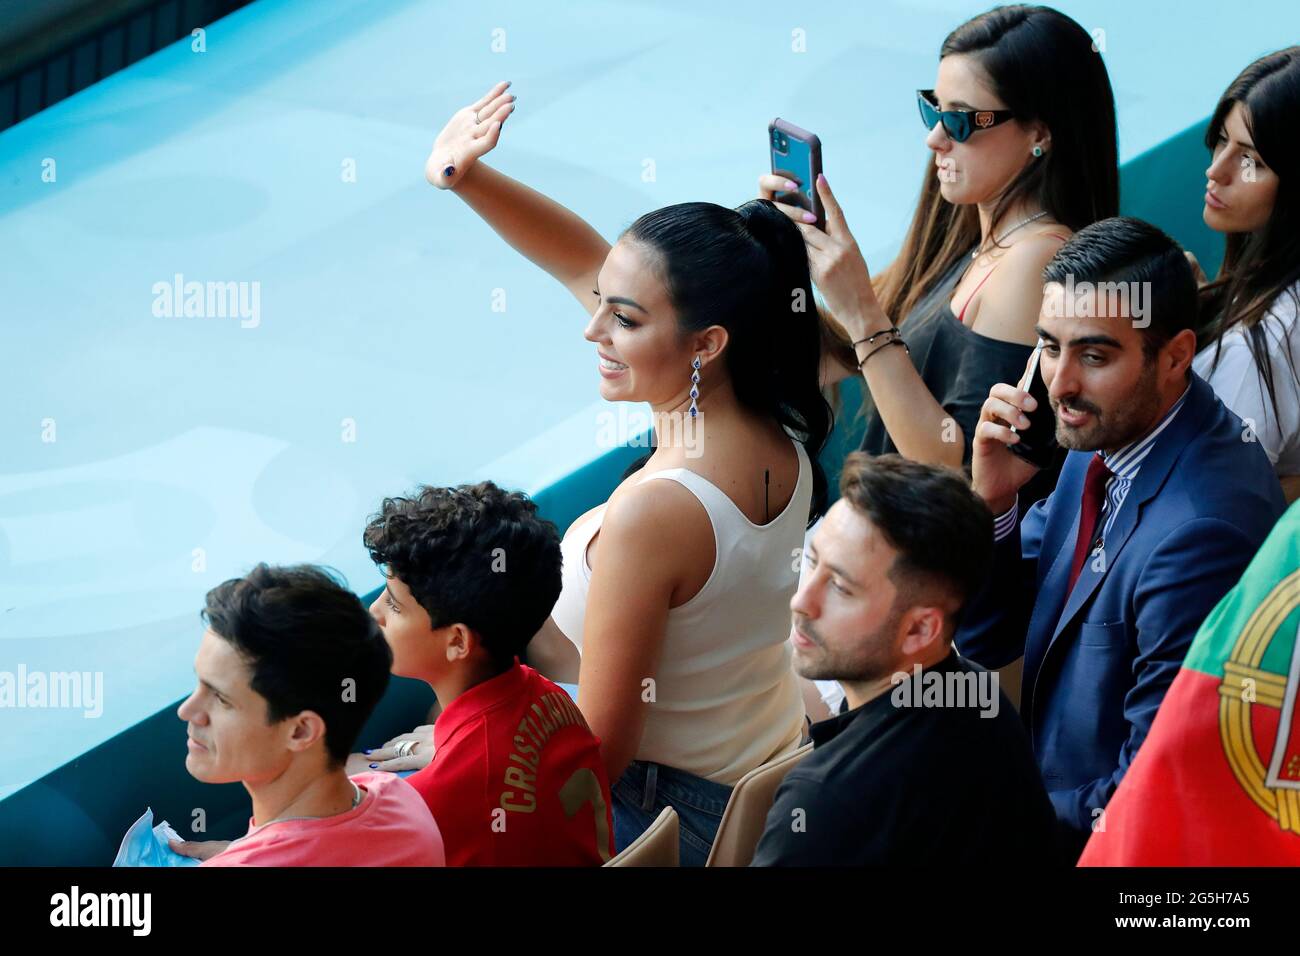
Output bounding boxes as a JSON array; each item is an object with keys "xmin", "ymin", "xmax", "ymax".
[
  {"xmin": 1194, "ymin": 47, "xmax": 1300, "ymax": 502},
  {"xmin": 760, "ymin": 4, "xmax": 1118, "ymax": 718},
  {"xmin": 760, "ymin": 5, "xmax": 1116, "ymax": 480}
]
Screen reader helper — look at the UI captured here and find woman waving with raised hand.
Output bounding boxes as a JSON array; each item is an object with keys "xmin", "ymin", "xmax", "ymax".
[{"xmin": 424, "ymin": 81, "xmax": 832, "ymax": 865}]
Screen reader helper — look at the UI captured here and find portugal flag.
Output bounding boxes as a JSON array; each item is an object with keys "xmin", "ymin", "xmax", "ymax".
[{"xmin": 1080, "ymin": 500, "xmax": 1300, "ymax": 865}]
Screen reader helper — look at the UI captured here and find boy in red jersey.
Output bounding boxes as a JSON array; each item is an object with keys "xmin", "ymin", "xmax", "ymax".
[{"xmin": 358, "ymin": 481, "xmax": 614, "ymax": 866}]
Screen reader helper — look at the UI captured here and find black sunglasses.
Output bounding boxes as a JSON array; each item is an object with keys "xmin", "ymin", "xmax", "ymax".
[{"xmin": 917, "ymin": 89, "xmax": 1015, "ymax": 143}]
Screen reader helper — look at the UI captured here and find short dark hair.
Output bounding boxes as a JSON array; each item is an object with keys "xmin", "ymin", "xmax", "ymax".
[
  {"xmin": 1042, "ymin": 216, "xmax": 1197, "ymax": 361},
  {"xmin": 837, "ymin": 453, "xmax": 992, "ymax": 621},
  {"xmin": 202, "ymin": 563, "xmax": 392, "ymax": 766},
  {"xmin": 362, "ymin": 481, "xmax": 562, "ymax": 671}
]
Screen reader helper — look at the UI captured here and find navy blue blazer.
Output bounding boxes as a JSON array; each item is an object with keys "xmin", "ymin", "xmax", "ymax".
[{"xmin": 956, "ymin": 372, "xmax": 1284, "ymax": 838}]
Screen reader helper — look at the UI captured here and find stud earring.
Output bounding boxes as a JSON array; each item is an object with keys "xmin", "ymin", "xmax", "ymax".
[
  {"xmin": 689, "ymin": 355, "xmax": 701, "ymax": 418},
  {"xmin": 1032, "ymin": 145, "xmax": 1044, "ymax": 158}
]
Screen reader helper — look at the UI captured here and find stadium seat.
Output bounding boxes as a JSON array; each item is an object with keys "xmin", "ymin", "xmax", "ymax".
[
  {"xmin": 604, "ymin": 806, "xmax": 679, "ymax": 867},
  {"xmin": 706, "ymin": 742, "xmax": 814, "ymax": 867},
  {"xmin": 997, "ymin": 657, "xmax": 1024, "ymax": 713}
]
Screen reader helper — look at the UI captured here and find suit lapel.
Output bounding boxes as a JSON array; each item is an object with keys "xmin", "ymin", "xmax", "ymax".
[
  {"xmin": 1049, "ymin": 492, "xmax": 1142, "ymax": 640},
  {"xmin": 1044, "ymin": 375, "xmax": 1213, "ymax": 648}
]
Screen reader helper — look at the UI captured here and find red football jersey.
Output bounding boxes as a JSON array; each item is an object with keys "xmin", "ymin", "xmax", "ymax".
[{"xmin": 405, "ymin": 661, "xmax": 614, "ymax": 866}]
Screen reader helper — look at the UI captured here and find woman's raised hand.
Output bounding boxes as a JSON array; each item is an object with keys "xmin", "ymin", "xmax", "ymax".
[{"xmin": 425, "ymin": 80, "xmax": 517, "ymax": 190}]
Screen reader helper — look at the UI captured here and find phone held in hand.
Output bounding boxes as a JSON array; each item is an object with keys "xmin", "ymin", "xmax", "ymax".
[
  {"xmin": 769, "ymin": 119, "xmax": 824, "ymax": 230},
  {"xmin": 1008, "ymin": 342, "xmax": 1059, "ymax": 470}
]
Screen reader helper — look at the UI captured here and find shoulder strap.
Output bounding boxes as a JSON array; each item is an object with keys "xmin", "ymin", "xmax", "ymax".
[
  {"xmin": 957, "ymin": 267, "xmax": 998, "ymax": 324},
  {"xmin": 957, "ymin": 232, "xmax": 1072, "ymax": 323}
]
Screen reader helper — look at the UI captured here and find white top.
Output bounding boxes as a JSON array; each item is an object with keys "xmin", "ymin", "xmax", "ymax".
[
  {"xmin": 1193, "ymin": 281, "xmax": 1300, "ymax": 475},
  {"xmin": 550, "ymin": 439, "xmax": 810, "ymax": 786}
]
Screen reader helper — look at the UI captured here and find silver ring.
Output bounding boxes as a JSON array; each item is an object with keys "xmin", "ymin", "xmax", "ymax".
[{"xmin": 396, "ymin": 740, "xmax": 417, "ymax": 758}]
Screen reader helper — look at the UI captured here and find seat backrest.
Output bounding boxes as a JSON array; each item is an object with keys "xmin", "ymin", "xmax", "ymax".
[
  {"xmin": 996, "ymin": 656, "xmax": 1023, "ymax": 713},
  {"xmin": 706, "ymin": 742, "xmax": 814, "ymax": 867},
  {"xmin": 604, "ymin": 806, "xmax": 679, "ymax": 866}
]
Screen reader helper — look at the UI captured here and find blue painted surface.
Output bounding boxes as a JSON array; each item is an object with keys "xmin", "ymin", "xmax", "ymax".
[{"xmin": 0, "ymin": 0, "xmax": 1295, "ymax": 827}]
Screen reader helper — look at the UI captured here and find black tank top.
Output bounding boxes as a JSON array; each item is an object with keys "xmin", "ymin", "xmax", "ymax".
[{"xmin": 857, "ymin": 250, "xmax": 1065, "ymax": 507}]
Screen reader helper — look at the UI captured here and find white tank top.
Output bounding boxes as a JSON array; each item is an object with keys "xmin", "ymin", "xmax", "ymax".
[{"xmin": 549, "ymin": 438, "xmax": 810, "ymax": 786}]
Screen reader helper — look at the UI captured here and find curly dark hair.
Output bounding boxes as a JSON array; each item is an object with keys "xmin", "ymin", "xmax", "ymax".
[
  {"xmin": 202, "ymin": 563, "xmax": 392, "ymax": 766},
  {"xmin": 362, "ymin": 481, "xmax": 562, "ymax": 671}
]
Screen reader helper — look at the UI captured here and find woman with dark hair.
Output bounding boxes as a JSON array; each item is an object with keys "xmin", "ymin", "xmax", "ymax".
[
  {"xmin": 1195, "ymin": 47, "xmax": 1300, "ymax": 502},
  {"xmin": 420, "ymin": 82, "xmax": 832, "ymax": 864},
  {"xmin": 764, "ymin": 4, "xmax": 1116, "ymax": 466},
  {"xmin": 760, "ymin": 4, "xmax": 1119, "ymax": 717}
]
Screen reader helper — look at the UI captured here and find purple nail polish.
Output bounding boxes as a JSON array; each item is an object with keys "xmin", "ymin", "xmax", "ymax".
[
  {"xmin": 784, "ymin": 180, "xmax": 798, "ymax": 191},
  {"xmin": 368, "ymin": 763, "xmax": 378, "ymax": 769},
  {"xmin": 363, "ymin": 749, "xmax": 371, "ymax": 755},
  {"xmin": 803, "ymin": 211, "xmax": 817, "ymax": 223}
]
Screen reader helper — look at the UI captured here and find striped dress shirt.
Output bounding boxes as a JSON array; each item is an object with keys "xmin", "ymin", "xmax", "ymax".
[{"xmin": 994, "ymin": 382, "xmax": 1192, "ymax": 544}]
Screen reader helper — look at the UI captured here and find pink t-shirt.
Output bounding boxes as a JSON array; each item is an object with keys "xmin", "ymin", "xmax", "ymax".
[{"xmin": 203, "ymin": 772, "xmax": 444, "ymax": 867}]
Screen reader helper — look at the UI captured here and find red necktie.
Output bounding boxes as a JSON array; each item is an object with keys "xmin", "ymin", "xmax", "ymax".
[{"xmin": 1068, "ymin": 454, "xmax": 1112, "ymax": 592}]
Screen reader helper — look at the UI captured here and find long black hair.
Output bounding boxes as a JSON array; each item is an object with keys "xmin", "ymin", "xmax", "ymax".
[
  {"xmin": 1198, "ymin": 46, "xmax": 1300, "ymax": 423},
  {"xmin": 624, "ymin": 199, "xmax": 832, "ymax": 523},
  {"xmin": 841, "ymin": 3, "xmax": 1118, "ymax": 370}
]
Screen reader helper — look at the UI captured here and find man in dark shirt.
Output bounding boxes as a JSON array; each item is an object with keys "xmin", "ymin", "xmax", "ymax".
[{"xmin": 752, "ymin": 454, "xmax": 1056, "ymax": 866}]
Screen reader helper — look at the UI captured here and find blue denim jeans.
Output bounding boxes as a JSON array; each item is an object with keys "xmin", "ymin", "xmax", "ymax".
[{"xmin": 612, "ymin": 760, "xmax": 734, "ymax": 867}]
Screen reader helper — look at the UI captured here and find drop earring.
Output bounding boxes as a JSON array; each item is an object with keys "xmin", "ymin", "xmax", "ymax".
[{"xmin": 689, "ymin": 355, "xmax": 701, "ymax": 418}]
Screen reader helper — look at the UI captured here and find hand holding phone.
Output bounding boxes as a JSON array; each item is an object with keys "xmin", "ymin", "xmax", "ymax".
[
  {"xmin": 1006, "ymin": 343, "xmax": 1059, "ymax": 470},
  {"xmin": 768, "ymin": 119, "xmax": 824, "ymax": 230},
  {"xmin": 972, "ymin": 378, "xmax": 1047, "ymax": 515}
]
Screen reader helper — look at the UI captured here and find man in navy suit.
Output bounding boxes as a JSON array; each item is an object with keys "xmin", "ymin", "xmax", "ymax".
[{"xmin": 959, "ymin": 217, "xmax": 1284, "ymax": 860}]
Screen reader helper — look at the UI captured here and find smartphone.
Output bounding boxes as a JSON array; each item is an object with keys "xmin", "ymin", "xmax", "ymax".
[
  {"xmin": 769, "ymin": 119, "xmax": 823, "ymax": 230},
  {"xmin": 1007, "ymin": 342, "xmax": 1059, "ymax": 469}
]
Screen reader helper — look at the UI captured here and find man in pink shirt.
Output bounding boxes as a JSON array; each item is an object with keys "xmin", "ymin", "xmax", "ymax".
[{"xmin": 170, "ymin": 563, "xmax": 444, "ymax": 866}]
